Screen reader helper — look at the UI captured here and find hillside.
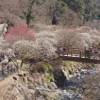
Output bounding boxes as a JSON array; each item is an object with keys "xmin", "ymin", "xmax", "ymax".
[
  {"xmin": 0, "ymin": 1, "xmax": 100, "ymax": 100},
  {"xmin": 0, "ymin": 0, "xmax": 99, "ymax": 27}
]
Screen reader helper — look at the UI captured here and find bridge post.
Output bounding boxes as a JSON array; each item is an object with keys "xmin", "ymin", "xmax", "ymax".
[
  {"xmin": 71, "ymin": 51, "xmax": 73, "ymax": 57},
  {"xmin": 93, "ymin": 55, "xmax": 95, "ymax": 59},
  {"xmin": 79, "ymin": 51, "xmax": 82, "ymax": 58},
  {"xmin": 67, "ymin": 49, "xmax": 69, "ymax": 56}
]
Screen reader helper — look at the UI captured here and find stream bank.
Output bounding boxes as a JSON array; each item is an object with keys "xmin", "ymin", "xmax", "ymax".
[
  {"xmin": 14, "ymin": 62, "xmax": 100, "ymax": 100},
  {"xmin": 0, "ymin": 61, "xmax": 100, "ymax": 100}
]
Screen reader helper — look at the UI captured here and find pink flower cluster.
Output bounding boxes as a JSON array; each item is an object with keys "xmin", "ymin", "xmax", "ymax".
[{"xmin": 4, "ymin": 25, "xmax": 35, "ymax": 41}]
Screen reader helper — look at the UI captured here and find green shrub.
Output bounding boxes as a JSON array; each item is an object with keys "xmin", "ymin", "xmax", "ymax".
[
  {"xmin": 40, "ymin": 63, "xmax": 54, "ymax": 82},
  {"xmin": 63, "ymin": 61, "xmax": 74, "ymax": 67},
  {"xmin": 41, "ymin": 63, "xmax": 54, "ymax": 73}
]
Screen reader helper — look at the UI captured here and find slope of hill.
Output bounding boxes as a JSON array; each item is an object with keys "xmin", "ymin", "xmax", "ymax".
[{"xmin": 0, "ymin": 0, "xmax": 98, "ymax": 27}]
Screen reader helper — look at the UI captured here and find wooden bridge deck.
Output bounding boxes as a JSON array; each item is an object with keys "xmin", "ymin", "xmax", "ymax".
[
  {"xmin": 59, "ymin": 47, "xmax": 100, "ymax": 64},
  {"xmin": 60, "ymin": 55, "xmax": 100, "ymax": 64}
]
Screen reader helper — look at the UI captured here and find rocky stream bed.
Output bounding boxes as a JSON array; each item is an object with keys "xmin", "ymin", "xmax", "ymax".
[
  {"xmin": 34, "ymin": 65, "xmax": 100, "ymax": 100},
  {"xmin": 0, "ymin": 64, "xmax": 100, "ymax": 100}
]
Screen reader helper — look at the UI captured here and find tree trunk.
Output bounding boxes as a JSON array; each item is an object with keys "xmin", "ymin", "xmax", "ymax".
[{"xmin": 20, "ymin": 59, "xmax": 24, "ymax": 68}]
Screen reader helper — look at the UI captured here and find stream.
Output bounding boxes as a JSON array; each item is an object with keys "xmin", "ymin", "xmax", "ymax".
[
  {"xmin": 0, "ymin": 62, "xmax": 100, "ymax": 100},
  {"xmin": 36, "ymin": 65, "xmax": 100, "ymax": 100},
  {"xmin": 59, "ymin": 66, "xmax": 100, "ymax": 100}
]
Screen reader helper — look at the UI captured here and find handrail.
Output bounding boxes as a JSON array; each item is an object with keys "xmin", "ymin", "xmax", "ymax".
[{"xmin": 59, "ymin": 47, "xmax": 100, "ymax": 61}]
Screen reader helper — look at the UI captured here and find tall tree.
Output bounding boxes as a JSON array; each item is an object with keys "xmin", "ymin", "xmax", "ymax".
[
  {"xmin": 63, "ymin": 0, "xmax": 96, "ymax": 24},
  {"xmin": 19, "ymin": 0, "xmax": 35, "ymax": 27}
]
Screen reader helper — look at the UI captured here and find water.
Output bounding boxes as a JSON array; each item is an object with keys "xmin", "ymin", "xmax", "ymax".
[
  {"xmin": 34, "ymin": 66, "xmax": 100, "ymax": 100},
  {"xmin": 59, "ymin": 66, "xmax": 100, "ymax": 100}
]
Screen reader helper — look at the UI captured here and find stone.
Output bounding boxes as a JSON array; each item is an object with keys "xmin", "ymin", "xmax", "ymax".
[
  {"xmin": 80, "ymin": 69, "xmax": 88, "ymax": 74},
  {"xmin": 62, "ymin": 66, "xmax": 70, "ymax": 80},
  {"xmin": 48, "ymin": 82, "xmax": 58, "ymax": 90},
  {"xmin": 41, "ymin": 91, "xmax": 60, "ymax": 100},
  {"xmin": 60, "ymin": 90, "xmax": 84, "ymax": 100}
]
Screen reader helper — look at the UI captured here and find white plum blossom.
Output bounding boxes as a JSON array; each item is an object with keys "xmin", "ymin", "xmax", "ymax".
[
  {"xmin": 12, "ymin": 40, "xmax": 35, "ymax": 59},
  {"xmin": 32, "ymin": 38, "xmax": 57, "ymax": 59},
  {"xmin": 12, "ymin": 31, "xmax": 58, "ymax": 60},
  {"xmin": 36, "ymin": 30, "xmax": 57, "ymax": 46}
]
